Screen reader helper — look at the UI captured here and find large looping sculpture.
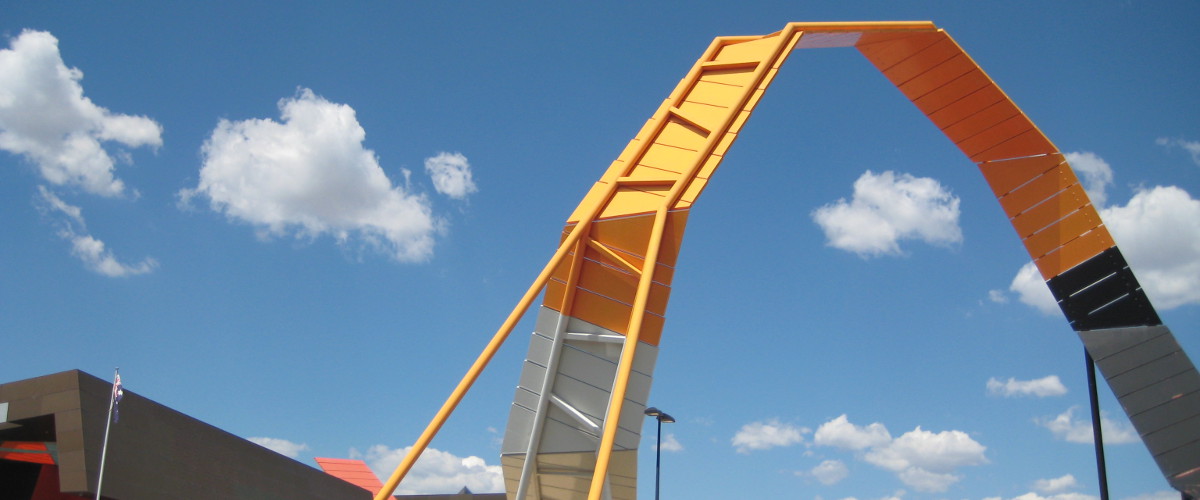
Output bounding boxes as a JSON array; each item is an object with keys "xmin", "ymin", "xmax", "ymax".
[{"xmin": 375, "ymin": 22, "xmax": 1200, "ymax": 500}]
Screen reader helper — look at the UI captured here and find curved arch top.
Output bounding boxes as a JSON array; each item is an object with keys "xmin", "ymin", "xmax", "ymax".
[{"xmin": 377, "ymin": 22, "xmax": 1200, "ymax": 500}]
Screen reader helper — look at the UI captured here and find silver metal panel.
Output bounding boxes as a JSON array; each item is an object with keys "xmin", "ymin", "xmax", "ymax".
[
  {"xmin": 1143, "ymin": 414, "xmax": 1200, "ymax": 458},
  {"xmin": 502, "ymin": 306, "xmax": 658, "ymax": 499},
  {"xmin": 1118, "ymin": 371, "xmax": 1199, "ymax": 417},
  {"xmin": 1107, "ymin": 352, "xmax": 1196, "ymax": 398},
  {"xmin": 1158, "ymin": 441, "xmax": 1200, "ymax": 479},
  {"xmin": 525, "ymin": 332, "xmax": 555, "ymax": 366},
  {"xmin": 1136, "ymin": 391, "xmax": 1200, "ymax": 433},
  {"xmin": 1079, "ymin": 325, "xmax": 1200, "ymax": 493},
  {"xmin": 502, "ymin": 451, "xmax": 637, "ymax": 500}
]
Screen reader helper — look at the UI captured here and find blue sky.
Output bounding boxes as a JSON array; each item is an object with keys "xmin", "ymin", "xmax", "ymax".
[{"xmin": 2, "ymin": 2, "xmax": 1199, "ymax": 499}]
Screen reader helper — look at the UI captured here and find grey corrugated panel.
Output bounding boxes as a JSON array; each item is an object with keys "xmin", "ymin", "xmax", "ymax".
[
  {"xmin": 502, "ymin": 306, "xmax": 656, "ymax": 499},
  {"xmin": 1133, "ymin": 391, "xmax": 1200, "ymax": 432},
  {"xmin": 557, "ymin": 345, "xmax": 619, "ymax": 390},
  {"xmin": 540, "ymin": 410, "xmax": 602, "ymax": 453},
  {"xmin": 1117, "ymin": 370, "xmax": 1200, "ymax": 418},
  {"xmin": 525, "ymin": 331, "xmax": 555, "ymax": 366},
  {"xmin": 1079, "ymin": 325, "xmax": 1168, "ymax": 360},
  {"xmin": 1157, "ymin": 440, "xmax": 1200, "ymax": 485},
  {"xmin": 1080, "ymin": 325, "xmax": 1200, "ymax": 496},
  {"xmin": 1143, "ymin": 414, "xmax": 1200, "ymax": 460},
  {"xmin": 1100, "ymin": 333, "xmax": 1184, "ymax": 378},
  {"xmin": 1107, "ymin": 352, "xmax": 1196, "ymax": 398},
  {"xmin": 500, "ymin": 404, "xmax": 535, "ymax": 455},
  {"xmin": 517, "ymin": 360, "xmax": 550, "ymax": 393}
]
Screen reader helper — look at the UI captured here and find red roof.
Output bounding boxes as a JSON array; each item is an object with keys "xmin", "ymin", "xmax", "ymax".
[{"xmin": 314, "ymin": 457, "xmax": 384, "ymax": 496}]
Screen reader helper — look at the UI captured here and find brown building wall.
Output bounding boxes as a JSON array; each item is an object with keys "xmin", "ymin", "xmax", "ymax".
[{"xmin": 1, "ymin": 370, "xmax": 370, "ymax": 500}]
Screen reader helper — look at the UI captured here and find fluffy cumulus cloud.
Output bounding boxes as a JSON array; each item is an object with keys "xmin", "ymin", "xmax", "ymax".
[
  {"xmin": 1036, "ymin": 406, "xmax": 1139, "ymax": 445},
  {"xmin": 863, "ymin": 427, "xmax": 988, "ymax": 492},
  {"xmin": 180, "ymin": 89, "xmax": 442, "ymax": 262},
  {"xmin": 812, "ymin": 170, "xmax": 961, "ymax": 257},
  {"xmin": 809, "ymin": 459, "xmax": 850, "ymax": 485},
  {"xmin": 1102, "ymin": 186, "xmax": 1200, "ymax": 309},
  {"xmin": 812, "ymin": 415, "xmax": 986, "ymax": 493},
  {"xmin": 731, "ymin": 419, "xmax": 807, "ymax": 453},
  {"xmin": 353, "ymin": 444, "xmax": 503, "ymax": 495},
  {"xmin": 425, "ymin": 151, "xmax": 477, "ymax": 200},
  {"xmin": 36, "ymin": 186, "xmax": 157, "ymax": 277},
  {"xmin": 1156, "ymin": 137, "xmax": 1200, "ymax": 166},
  {"xmin": 814, "ymin": 414, "xmax": 892, "ymax": 450},
  {"xmin": 659, "ymin": 433, "xmax": 683, "ymax": 452},
  {"xmin": 986, "ymin": 375, "xmax": 1067, "ymax": 398},
  {"xmin": 0, "ymin": 30, "xmax": 162, "ymax": 197},
  {"xmin": 1064, "ymin": 152, "xmax": 1114, "ymax": 208},
  {"xmin": 994, "ymin": 493, "xmax": 1099, "ymax": 500},
  {"xmin": 1008, "ymin": 151, "xmax": 1200, "ymax": 313},
  {"xmin": 1033, "ymin": 474, "xmax": 1078, "ymax": 494},
  {"xmin": 1009, "ymin": 262, "xmax": 1059, "ymax": 315},
  {"xmin": 248, "ymin": 437, "xmax": 309, "ymax": 459}
]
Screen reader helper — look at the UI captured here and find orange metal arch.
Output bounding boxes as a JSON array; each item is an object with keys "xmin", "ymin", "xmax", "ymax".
[{"xmin": 376, "ymin": 22, "xmax": 1197, "ymax": 500}]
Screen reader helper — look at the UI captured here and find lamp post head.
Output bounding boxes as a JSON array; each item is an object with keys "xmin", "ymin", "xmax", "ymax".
[{"xmin": 644, "ymin": 407, "xmax": 675, "ymax": 423}]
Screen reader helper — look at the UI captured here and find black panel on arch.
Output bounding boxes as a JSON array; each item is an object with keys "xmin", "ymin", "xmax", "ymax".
[{"xmin": 1047, "ymin": 247, "xmax": 1161, "ymax": 330}]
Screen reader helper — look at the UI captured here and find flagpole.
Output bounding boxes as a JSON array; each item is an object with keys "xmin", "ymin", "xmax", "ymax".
[{"xmin": 96, "ymin": 368, "xmax": 119, "ymax": 500}]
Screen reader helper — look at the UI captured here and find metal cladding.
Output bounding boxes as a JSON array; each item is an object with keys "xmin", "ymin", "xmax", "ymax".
[
  {"xmin": 501, "ymin": 307, "xmax": 656, "ymax": 499},
  {"xmin": 1079, "ymin": 326, "xmax": 1200, "ymax": 492},
  {"xmin": 496, "ymin": 22, "xmax": 1200, "ymax": 499},
  {"xmin": 385, "ymin": 22, "xmax": 1200, "ymax": 500}
]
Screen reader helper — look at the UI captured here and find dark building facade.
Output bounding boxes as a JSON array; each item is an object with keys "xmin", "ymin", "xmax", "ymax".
[{"xmin": 1, "ymin": 370, "xmax": 371, "ymax": 500}]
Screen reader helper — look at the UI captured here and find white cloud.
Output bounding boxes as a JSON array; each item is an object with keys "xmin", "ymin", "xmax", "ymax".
[
  {"xmin": 988, "ymin": 289, "xmax": 1008, "ymax": 304},
  {"xmin": 659, "ymin": 433, "xmax": 683, "ymax": 452},
  {"xmin": 813, "ymin": 415, "xmax": 985, "ymax": 493},
  {"xmin": 36, "ymin": 186, "xmax": 157, "ymax": 277},
  {"xmin": 812, "ymin": 170, "xmax": 961, "ymax": 257},
  {"xmin": 425, "ymin": 151, "xmax": 477, "ymax": 200},
  {"xmin": 863, "ymin": 427, "xmax": 988, "ymax": 492},
  {"xmin": 1102, "ymin": 185, "xmax": 1200, "ymax": 309},
  {"xmin": 986, "ymin": 375, "xmax": 1067, "ymax": 398},
  {"xmin": 180, "ymin": 88, "xmax": 441, "ymax": 262},
  {"xmin": 1065, "ymin": 151, "xmax": 1114, "ymax": 208},
  {"xmin": 1034, "ymin": 474, "xmax": 1078, "ymax": 494},
  {"xmin": 1157, "ymin": 137, "xmax": 1200, "ymax": 166},
  {"xmin": 896, "ymin": 467, "xmax": 960, "ymax": 493},
  {"xmin": 1008, "ymin": 150, "xmax": 1200, "ymax": 313},
  {"xmin": 248, "ymin": 437, "xmax": 309, "ymax": 458},
  {"xmin": 1009, "ymin": 262, "xmax": 1059, "ymax": 315},
  {"xmin": 352, "ymin": 444, "xmax": 503, "ymax": 495},
  {"xmin": 864, "ymin": 427, "xmax": 988, "ymax": 473},
  {"xmin": 814, "ymin": 414, "xmax": 892, "ymax": 450},
  {"xmin": 1036, "ymin": 406, "xmax": 1140, "ymax": 444},
  {"xmin": 731, "ymin": 419, "xmax": 806, "ymax": 453},
  {"xmin": 810, "ymin": 459, "xmax": 850, "ymax": 485},
  {"xmin": 0, "ymin": 30, "xmax": 161, "ymax": 197},
  {"xmin": 1010, "ymin": 492, "xmax": 1099, "ymax": 500},
  {"xmin": 1122, "ymin": 491, "xmax": 1183, "ymax": 500}
]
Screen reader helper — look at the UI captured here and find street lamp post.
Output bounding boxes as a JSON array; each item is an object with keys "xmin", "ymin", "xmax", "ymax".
[{"xmin": 644, "ymin": 407, "xmax": 675, "ymax": 500}]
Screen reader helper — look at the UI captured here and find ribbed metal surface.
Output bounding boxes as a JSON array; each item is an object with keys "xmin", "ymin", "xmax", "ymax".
[
  {"xmin": 1080, "ymin": 325, "xmax": 1200, "ymax": 494},
  {"xmin": 501, "ymin": 307, "xmax": 657, "ymax": 500}
]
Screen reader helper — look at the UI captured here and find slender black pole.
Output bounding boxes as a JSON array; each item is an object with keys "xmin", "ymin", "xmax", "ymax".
[
  {"xmin": 655, "ymin": 417, "xmax": 662, "ymax": 500},
  {"xmin": 1086, "ymin": 350, "xmax": 1111, "ymax": 500}
]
